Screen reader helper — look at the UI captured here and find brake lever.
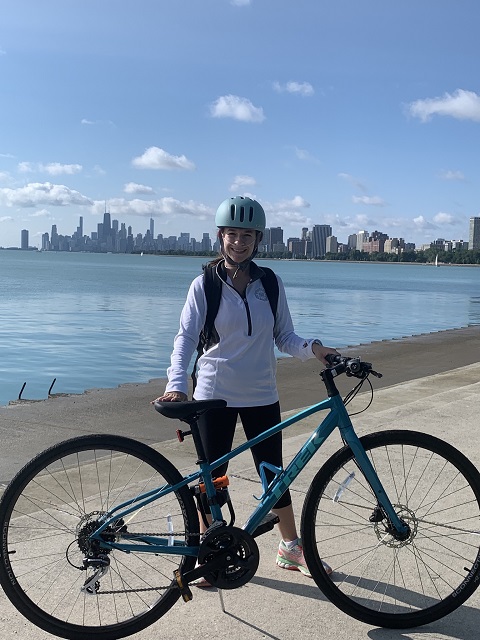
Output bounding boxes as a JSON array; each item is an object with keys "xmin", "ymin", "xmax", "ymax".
[{"xmin": 371, "ymin": 370, "xmax": 383, "ymax": 378}]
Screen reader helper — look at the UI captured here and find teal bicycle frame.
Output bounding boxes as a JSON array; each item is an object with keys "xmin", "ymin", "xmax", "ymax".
[{"xmin": 92, "ymin": 391, "xmax": 409, "ymax": 556}]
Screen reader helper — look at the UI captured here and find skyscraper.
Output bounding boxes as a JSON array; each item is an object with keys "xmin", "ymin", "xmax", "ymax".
[
  {"xmin": 357, "ymin": 230, "xmax": 369, "ymax": 251},
  {"xmin": 311, "ymin": 224, "xmax": 332, "ymax": 258},
  {"xmin": 21, "ymin": 229, "xmax": 29, "ymax": 250},
  {"xmin": 469, "ymin": 217, "xmax": 480, "ymax": 250},
  {"xmin": 270, "ymin": 227, "xmax": 283, "ymax": 251},
  {"xmin": 103, "ymin": 211, "xmax": 111, "ymax": 236}
]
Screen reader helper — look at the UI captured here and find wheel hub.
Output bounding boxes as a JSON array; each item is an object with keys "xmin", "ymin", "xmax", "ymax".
[{"xmin": 373, "ymin": 504, "xmax": 417, "ymax": 548}]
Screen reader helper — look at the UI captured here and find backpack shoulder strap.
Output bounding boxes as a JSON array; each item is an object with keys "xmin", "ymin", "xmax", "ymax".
[
  {"xmin": 259, "ymin": 266, "xmax": 279, "ymax": 322},
  {"xmin": 191, "ymin": 264, "xmax": 222, "ymax": 390}
]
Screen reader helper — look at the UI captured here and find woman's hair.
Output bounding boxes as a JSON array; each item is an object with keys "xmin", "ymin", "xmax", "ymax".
[{"xmin": 206, "ymin": 255, "xmax": 223, "ymax": 267}]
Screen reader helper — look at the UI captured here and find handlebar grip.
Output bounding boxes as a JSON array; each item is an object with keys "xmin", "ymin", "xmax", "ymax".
[{"xmin": 325, "ymin": 353, "xmax": 342, "ymax": 366}]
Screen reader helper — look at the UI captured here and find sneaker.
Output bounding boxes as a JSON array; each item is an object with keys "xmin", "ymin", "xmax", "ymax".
[{"xmin": 276, "ymin": 540, "xmax": 332, "ymax": 577}]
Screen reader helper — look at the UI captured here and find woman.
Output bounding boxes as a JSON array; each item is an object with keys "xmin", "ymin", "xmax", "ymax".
[{"xmin": 154, "ymin": 195, "xmax": 338, "ymax": 583}]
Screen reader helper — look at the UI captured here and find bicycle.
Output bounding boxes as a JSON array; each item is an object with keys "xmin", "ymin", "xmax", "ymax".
[{"xmin": 0, "ymin": 355, "xmax": 479, "ymax": 640}]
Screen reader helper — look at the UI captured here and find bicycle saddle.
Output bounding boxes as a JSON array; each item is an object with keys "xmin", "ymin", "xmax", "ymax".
[{"xmin": 154, "ymin": 399, "xmax": 227, "ymax": 420}]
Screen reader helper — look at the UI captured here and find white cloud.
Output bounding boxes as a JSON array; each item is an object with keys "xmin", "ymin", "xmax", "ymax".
[
  {"xmin": 0, "ymin": 171, "xmax": 12, "ymax": 183},
  {"xmin": 273, "ymin": 81, "xmax": 314, "ymax": 97},
  {"xmin": 293, "ymin": 147, "xmax": 319, "ymax": 163},
  {"xmin": 408, "ymin": 89, "xmax": 480, "ymax": 122},
  {"xmin": 0, "ymin": 153, "xmax": 15, "ymax": 158},
  {"xmin": 0, "ymin": 216, "xmax": 14, "ymax": 223},
  {"xmin": 91, "ymin": 197, "xmax": 212, "ymax": 220},
  {"xmin": 352, "ymin": 195, "xmax": 386, "ymax": 206},
  {"xmin": 274, "ymin": 211, "xmax": 314, "ymax": 227},
  {"xmin": 18, "ymin": 162, "xmax": 33, "ymax": 173},
  {"xmin": 413, "ymin": 215, "xmax": 437, "ymax": 230},
  {"xmin": 230, "ymin": 0, "xmax": 251, "ymax": 4},
  {"xmin": 338, "ymin": 172, "xmax": 367, "ymax": 192},
  {"xmin": 0, "ymin": 182, "xmax": 93, "ymax": 207},
  {"xmin": 81, "ymin": 118, "xmax": 115, "ymax": 127},
  {"xmin": 124, "ymin": 182, "xmax": 155, "ymax": 195},
  {"xmin": 433, "ymin": 212, "xmax": 455, "ymax": 225},
  {"xmin": 272, "ymin": 195, "xmax": 310, "ymax": 211},
  {"xmin": 0, "ymin": 48, "xmax": 6, "ymax": 56},
  {"xmin": 440, "ymin": 170, "xmax": 466, "ymax": 181},
  {"xmin": 229, "ymin": 175, "xmax": 257, "ymax": 191},
  {"xmin": 29, "ymin": 208, "xmax": 52, "ymax": 218},
  {"xmin": 18, "ymin": 162, "xmax": 83, "ymax": 175},
  {"xmin": 132, "ymin": 147, "xmax": 196, "ymax": 171},
  {"xmin": 262, "ymin": 196, "xmax": 312, "ymax": 227},
  {"xmin": 210, "ymin": 95, "xmax": 265, "ymax": 123}
]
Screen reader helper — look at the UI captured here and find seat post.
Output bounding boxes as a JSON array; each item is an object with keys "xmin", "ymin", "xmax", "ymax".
[{"xmin": 185, "ymin": 415, "xmax": 208, "ymax": 465}]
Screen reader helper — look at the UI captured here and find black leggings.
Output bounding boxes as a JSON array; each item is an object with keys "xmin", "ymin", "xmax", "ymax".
[{"xmin": 197, "ymin": 401, "xmax": 291, "ymax": 509}]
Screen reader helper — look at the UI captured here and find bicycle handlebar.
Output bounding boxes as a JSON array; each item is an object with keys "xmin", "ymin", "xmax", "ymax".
[{"xmin": 324, "ymin": 354, "xmax": 382, "ymax": 379}]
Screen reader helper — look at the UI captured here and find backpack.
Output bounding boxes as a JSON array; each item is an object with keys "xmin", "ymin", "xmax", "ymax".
[{"xmin": 191, "ymin": 262, "xmax": 279, "ymax": 389}]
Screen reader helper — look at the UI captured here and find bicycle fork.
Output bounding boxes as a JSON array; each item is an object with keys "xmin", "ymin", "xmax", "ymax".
[{"xmin": 340, "ymin": 424, "xmax": 410, "ymax": 540}]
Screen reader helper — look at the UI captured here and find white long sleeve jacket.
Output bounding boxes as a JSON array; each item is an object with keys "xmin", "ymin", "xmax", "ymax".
[{"xmin": 166, "ymin": 263, "xmax": 320, "ymax": 407}]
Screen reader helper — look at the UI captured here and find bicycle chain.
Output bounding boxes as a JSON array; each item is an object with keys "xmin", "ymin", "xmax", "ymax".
[{"xmin": 91, "ymin": 530, "xmax": 201, "ymax": 595}]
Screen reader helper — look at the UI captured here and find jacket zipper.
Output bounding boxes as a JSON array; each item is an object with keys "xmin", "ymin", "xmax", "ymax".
[
  {"xmin": 243, "ymin": 297, "xmax": 252, "ymax": 336},
  {"xmin": 225, "ymin": 279, "xmax": 253, "ymax": 336}
]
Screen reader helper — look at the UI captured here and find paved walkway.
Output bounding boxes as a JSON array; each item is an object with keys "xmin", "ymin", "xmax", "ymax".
[{"xmin": 1, "ymin": 362, "xmax": 479, "ymax": 639}]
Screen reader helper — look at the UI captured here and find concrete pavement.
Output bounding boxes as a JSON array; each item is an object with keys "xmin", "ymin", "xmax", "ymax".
[{"xmin": 0, "ymin": 360, "xmax": 479, "ymax": 640}]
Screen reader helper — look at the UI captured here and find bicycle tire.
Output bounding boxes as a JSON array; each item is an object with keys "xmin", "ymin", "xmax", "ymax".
[
  {"xmin": 0, "ymin": 434, "xmax": 199, "ymax": 640},
  {"xmin": 301, "ymin": 430, "xmax": 480, "ymax": 628}
]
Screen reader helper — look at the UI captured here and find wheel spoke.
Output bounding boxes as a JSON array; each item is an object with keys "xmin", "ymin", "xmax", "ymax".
[
  {"xmin": 302, "ymin": 430, "xmax": 480, "ymax": 627},
  {"xmin": 0, "ymin": 435, "xmax": 198, "ymax": 638}
]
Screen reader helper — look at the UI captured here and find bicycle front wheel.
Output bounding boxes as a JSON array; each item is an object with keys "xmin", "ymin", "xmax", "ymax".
[
  {"xmin": 0, "ymin": 434, "xmax": 199, "ymax": 640},
  {"xmin": 301, "ymin": 430, "xmax": 480, "ymax": 628}
]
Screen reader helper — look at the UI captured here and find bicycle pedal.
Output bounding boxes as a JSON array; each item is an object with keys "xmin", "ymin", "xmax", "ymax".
[
  {"xmin": 252, "ymin": 512, "xmax": 280, "ymax": 538},
  {"xmin": 174, "ymin": 569, "xmax": 193, "ymax": 603}
]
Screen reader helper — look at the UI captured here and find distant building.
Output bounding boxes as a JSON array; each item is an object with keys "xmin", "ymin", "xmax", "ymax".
[
  {"xmin": 357, "ymin": 230, "xmax": 369, "ymax": 251},
  {"xmin": 469, "ymin": 217, "xmax": 480, "ymax": 250},
  {"xmin": 326, "ymin": 235, "xmax": 338, "ymax": 254},
  {"xmin": 363, "ymin": 231, "xmax": 388, "ymax": 254},
  {"xmin": 288, "ymin": 237, "xmax": 309, "ymax": 257},
  {"xmin": 311, "ymin": 225, "xmax": 332, "ymax": 258},
  {"xmin": 21, "ymin": 229, "xmax": 29, "ymax": 250},
  {"xmin": 201, "ymin": 233, "xmax": 212, "ymax": 252},
  {"xmin": 384, "ymin": 238, "xmax": 405, "ymax": 254},
  {"xmin": 269, "ymin": 227, "xmax": 284, "ymax": 251}
]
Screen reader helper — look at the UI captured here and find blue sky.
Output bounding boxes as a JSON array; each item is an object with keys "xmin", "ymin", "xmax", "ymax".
[{"xmin": 1, "ymin": 0, "xmax": 479, "ymax": 249}]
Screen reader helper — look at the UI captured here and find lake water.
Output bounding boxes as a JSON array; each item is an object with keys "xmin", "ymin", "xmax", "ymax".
[{"xmin": 1, "ymin": 250, "xmax": 479, "ymax": 406}]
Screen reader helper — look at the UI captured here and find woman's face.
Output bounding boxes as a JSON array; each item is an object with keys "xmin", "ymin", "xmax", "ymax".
[{"xmin": 222, "ymin": 227, "xmax": 257, "ymax": 263}]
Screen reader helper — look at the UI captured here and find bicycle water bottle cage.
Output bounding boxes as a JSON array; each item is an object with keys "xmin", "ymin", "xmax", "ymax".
[{"xmin": 254, "ymin": 461, "xmax": 283, "ymax": 501}]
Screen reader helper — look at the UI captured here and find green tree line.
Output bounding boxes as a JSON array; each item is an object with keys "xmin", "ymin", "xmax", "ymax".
[{"xmin": 135, "ymin": 247, "xmax": 480, "ymax": 265}]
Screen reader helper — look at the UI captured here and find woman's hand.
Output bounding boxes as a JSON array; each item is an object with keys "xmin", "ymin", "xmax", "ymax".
[
  {"xmin": 151, "ymin": 391, "xmax": 188, "ymax": 404},
  {"xmin": 312, "ymin": 344, "xmax": 340, "ymax": 366}
]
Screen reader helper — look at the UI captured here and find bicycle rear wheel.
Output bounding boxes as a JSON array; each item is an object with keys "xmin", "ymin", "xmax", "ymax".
[
  {"xmin": 301, "ymin": 430, "xmax": 480, "ymax": 628},
  {"xmin": 0, "ymin": 434, "xmax": 199, "ymax": 640}
]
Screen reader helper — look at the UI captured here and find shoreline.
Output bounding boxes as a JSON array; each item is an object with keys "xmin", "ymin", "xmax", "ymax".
[
  {"xmin": 0, "ymin": 325, "xmax": 479, "ymax": 484},
  {"xmin": 3, "ymin": 324, "xmax": 480, "ymax": 411}
]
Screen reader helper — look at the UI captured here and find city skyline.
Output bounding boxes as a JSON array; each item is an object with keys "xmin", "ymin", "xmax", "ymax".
[
  {"xmin": 12, "ymin": 213, "xmax": 479, "ymax": 256},
  {"xmin": 1, "ymin": 3, "xmax": 480, "ymax": 250}
]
